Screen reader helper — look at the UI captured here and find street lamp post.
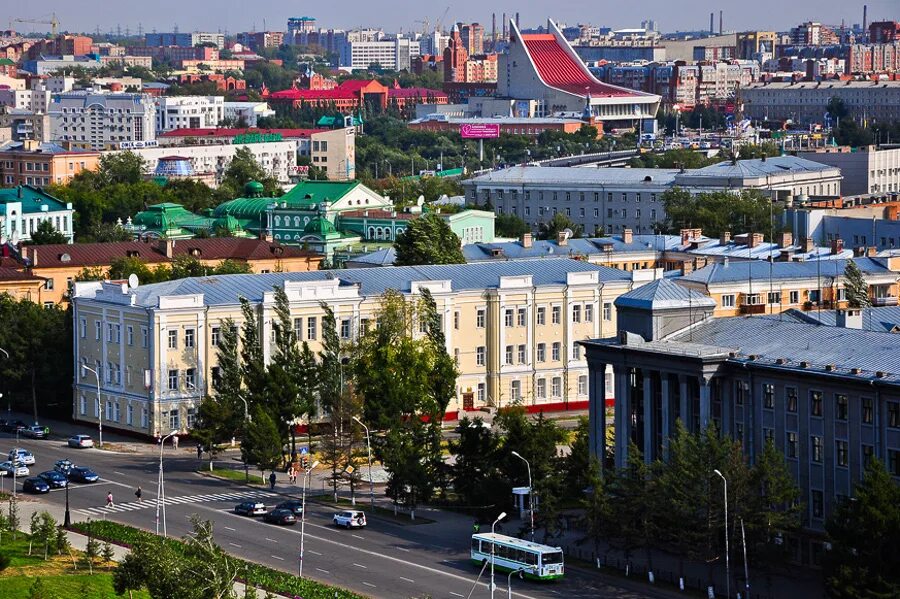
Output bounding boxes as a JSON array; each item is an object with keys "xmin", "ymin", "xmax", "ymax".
[
  {"xmin": 81, "ymin": 365, "xmax": 102, "ymax": 448},
  {"xmin": 239, "ymin": 395, "xmax": 251, "ymax": 481},
  {"xmin": 156, "ymin": 430, "xmax": 178, "ymax": 537},
  {"xmin": 63, "ymin": 467, "xmax": 71, "ymax": 526},
  {"xmin": 714, "ymin": 469, "xmax": 730, "ymax": 599},
  {"xmin": 352, "ymin": 416, "xmax": 374, "ymax": 510},
  {"xmin": 507, "ymin": 567, "xmax": 527, "ymax": 599},
  {"xmin": 299, "ymin": 459, "xmax": 320, "ymax": 578},
  {"xmin": 490, "ymin": 511, "xmax": 507, "ymax": 599},
  {"xmin": 510, "ymin": 451, "xmax": 534, "ymax": 542}
]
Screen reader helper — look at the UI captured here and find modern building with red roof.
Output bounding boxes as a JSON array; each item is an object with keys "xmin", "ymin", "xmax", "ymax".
[
  {"xmin": 268, "ymin": 78, "xmax": 448, "ymax": 112},
  {"xmin": 499, "ymin": 18, "xmax": 660, "ymax": 124}
]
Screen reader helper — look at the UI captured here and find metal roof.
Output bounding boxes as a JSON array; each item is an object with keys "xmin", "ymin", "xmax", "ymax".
[
  {"xmin": 615, "ymin": 278, "xmax": 716, "ymax": 310},
  {"xmin": 777, "ymin": 307, "xmax": 900, "ymax": 334},
  {"xmin": 467, "ymin": 165, "xmax": 680, "ymax": 187},
  {"xmin": 683, "ymin": 155, "xmax": 837, "ymax": 179},
  {"xmin": 681, "ymin": 257, "xmax": 893, "ymax": 285}
]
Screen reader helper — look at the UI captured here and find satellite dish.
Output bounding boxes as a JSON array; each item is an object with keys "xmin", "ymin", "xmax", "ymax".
[
  {"xmin": 562, "ymin": 228, "xmax": 573, "ymax": 241},
  {"xmin": 128, "ymin": 273, "xmax": 140, "ymax": 289}
]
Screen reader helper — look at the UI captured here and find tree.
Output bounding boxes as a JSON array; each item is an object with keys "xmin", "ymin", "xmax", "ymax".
[
  {"xmin": 183, "ymin": 516, "xmax": 242, "ymax": 599},
  {"xmin": 239, "ymin": 297, "xmax": 267, "ymax": 408},
  {"xmin": 7, "ymin": 497, "xmax": 20, "ymax": 541},
  {"xmin": 393, "ymin": 213, "xmax": 465, "ymax": 266},
  {"xmin": 579, "ymin": 457, "xmax": 612, "ymax": 557},
  {"xmin": 448, "ymin": 417, "xmax": 506, "ymax": 510},
  {"xmin": 28, "ymin": 220, "xmax": 68, "ymax": 245},
  {"xmin": 265, "ymin": 286, "xmax": 303, "ymax": 450},
  {"xmin": 495, "ymin": 213, "xmax": 531, "ymax": 238},
  {"xmin": 101, "ymin": 541, "xmax": 116, "ymax": 565},
  {"xmin": 563, "ymin": 417, "xmax": 592, "ymax": 498},
  {"xmin": 745, "ymin": 440, "xmax": 801, "ymax": 570},
  {"xmin": 844, "ymin": 260, "xmax": 871, "ymax": 309},
  {"xmin": 28, "ymin": 578, "xmax": 50, "ymax": 599},
  {"xmin": 538, "ymin": 213, "xmax": 583, "ymax": 240},
  {"xmin": 659, "ymin": 188, "xmax": 780, "ymax": 238},
  {"xmin": 38, "ymin": 512, "xmax": 57, "ymax": 560},
  {"xmin": 824, "ymin": 459, "xmax": 900, "ymax": 598},
  {"xmin": 98, "ymin": 151, "xmax": 147, "ymax": 185},
  {"xmin": 88, "ymin": 222, "xmax": 134, "ymax": 242},
  {"xmin": 83, "ymin": 530, "xmax": 100, "ymax": 574},
  {"xmin": 241, "ymin": 407, "xmax": 283, "ymax": 477},
  {"xmin": 319, "ymin": 386, "xmax": 363, "ymax": 502},
  {"xmin": 219, "ymin": 147, "xmax": 279, "ymax": 197}
]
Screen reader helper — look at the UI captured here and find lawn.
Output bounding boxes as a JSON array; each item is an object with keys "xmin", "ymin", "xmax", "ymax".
[{"xmin": 201, "ymin": 467, "xmax": 266, "ymax": 485}]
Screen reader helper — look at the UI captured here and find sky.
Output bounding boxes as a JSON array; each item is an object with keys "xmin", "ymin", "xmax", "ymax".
[{"xmin": 9, "ymin": 0, "xmax": 899, "ymax": 37}]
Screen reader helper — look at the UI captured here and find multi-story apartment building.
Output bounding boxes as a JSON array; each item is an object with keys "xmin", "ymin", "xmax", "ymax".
[
  {"xmin": 145, "ymin": 32, "xmax": 225, "ymax": 49},
  {"xmin": 742, "ymin": 81, "xmax": 900, "ymax": 124},
  {"xmin": 154, "ymin": 96, "xmax": 225, "ymax": 132},
  {"xmin": 236, "ymin": 31, "xmax": 284, "ymax": 51},
  {"xmin": 0, "ymin": 185, "xmax": 74, "ymax": 244},
  {"xmin": 222, "ymin": 102, "xmax": 275, "ymax": 128},
  {"xmin": 337, "ymin": 36, "xmax": 421, "ymax": 70},
  {"xmin": 0, "ymin": 140, "xmax": 100, "ymax": 186},
  {"xmin": 582, "ymin": 281, "xmax": 900, "ymax": 556},
  {"xmin": 70, "ymin": 259, "xmax": 643, "ymax": 437},
  {"xmin": 49, "ymin": 93, "xmax": 157, "ymax": 151},
  {"xmin": 459, "ymin": 23, "xmax": 485, "ymax": 56},
  {"xmin": 799, "ymin": 146, "xmax": 900, "ymax": 196},
  {"xmin": 789, "ymin": 22, "xmax": 840, "ymax": 46},
  {"xmin": 464, "ymin": 157, "xmax": 843, "ymax": 235}
]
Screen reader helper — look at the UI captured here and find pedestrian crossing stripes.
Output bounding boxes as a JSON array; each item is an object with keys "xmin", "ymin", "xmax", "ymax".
[{"xmin": 77, "ymin": 490, "xmax": 277, "ymax": 517}]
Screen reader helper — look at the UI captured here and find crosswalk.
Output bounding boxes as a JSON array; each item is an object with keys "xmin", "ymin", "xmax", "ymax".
[{"xmin": 78, "ymin": 490, "xmax": 278, "ymax": 517}]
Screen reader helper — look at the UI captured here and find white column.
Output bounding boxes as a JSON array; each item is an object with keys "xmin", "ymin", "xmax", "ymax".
[
  {"xmin": 699, "ymin": 377, "xmax": 712, "ymax": 430},
  {"xmin": 614, "ymin": 366, "xmax": 630, "ymax": 469},
  {"xmin": 660, "ymin": 373, "xmax": 671, "ymax": 459},
  {"xmin": 643, "ymin": 372, "xmax": 653, "ymax": 463}
]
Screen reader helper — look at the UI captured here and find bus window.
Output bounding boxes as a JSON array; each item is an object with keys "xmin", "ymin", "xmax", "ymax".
[
  {"xmin": 542, "ymin": 551, "xmax": 563, "ymax": 565},
  {"xmin": 472, "ymin": 538, "xmax": 481, "ymax": 552}
]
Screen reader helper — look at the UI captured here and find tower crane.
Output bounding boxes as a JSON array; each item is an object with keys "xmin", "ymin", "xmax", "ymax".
[{"xmin": 12, "ymin": 13, "xmax": 59, "ymax": 36}]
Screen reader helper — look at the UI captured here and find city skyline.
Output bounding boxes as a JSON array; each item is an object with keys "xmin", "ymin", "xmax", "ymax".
[{"xmin": 7, "ymin": 0, "xmax": 898, "ymax": 37}]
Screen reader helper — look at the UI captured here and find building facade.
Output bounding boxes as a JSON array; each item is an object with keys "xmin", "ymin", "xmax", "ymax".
[
  {"xmin": 799, "ymin": 146, "xmax": 900, "ymax": 196},
  {"xmin": 742, "ymin": 81, "xmax": 900, "ymax": 124},
  {"xmin": 144, "ymin": 32, "xmax": 225, "ymax": 49},
  {"xmin": 0, "ymin": 141, "xmax": 100, "ymax": 186},
  {"xmin": 154, "ymin": 96, "xmax": 225, "ymax": 132},
  {"xmin": 0, "ymin": 185, "xmax": 74, "ymax": 244},
  {"xmin": 49, "ymin": 93, "xmax": 157, "ymax": 151}
]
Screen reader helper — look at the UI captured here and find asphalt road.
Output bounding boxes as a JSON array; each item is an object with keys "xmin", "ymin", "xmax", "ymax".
[{"xmin": 1, "ymin": 430, "xmax": 656, "ymax": 599}]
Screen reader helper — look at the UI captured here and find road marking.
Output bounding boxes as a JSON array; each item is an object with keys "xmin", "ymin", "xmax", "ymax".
[
  {"xmin": 362, "ymin": 582, "xmax": 376, "ymax": 588},
  {"xmin": 224, "ymin": 526, "xmax": 236, "ymax": 531},
  {"xmin": 271, "ymin": 555, "xmax": 285, "ymax": 561},
  {"xmin": 450, "ymin": 593, "xmax": 465, "ymax": 597},
  {"xmin": 400, "ymin": 576, "xmax": 415, "ymax": 583},
  {"xmin": 113, "ymin": 471, "xmax": 125, "ymax": 476},
  {"xmin": 353, "ymin": 563, "xmax": 368, "ymax": 569},
  {"xmin": 308, "ymin": 550, "xmax": 322, "ymax": 556},
  {"xmin": 229, "ymin": 542, "xmax": 242, "ymax": 548},
  {"xmin": 265, "ymin": 538, "xmax": 278, "ymax": 543},
  {"xmin": 316, "ymin": 568, "xmax": 330, "ymax": 574},
  {"xmin": 352, "ymin": 534, "xmax": 364, "ymax": 540},
  {"xmin": 396, "ymin": 546, "xmax": 411, "ymax": 552}
]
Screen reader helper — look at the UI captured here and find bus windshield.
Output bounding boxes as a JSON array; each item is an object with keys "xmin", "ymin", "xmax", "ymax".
[{"xmin": 542, "ymin": 551, "xmax": 563, "ymax": 565}]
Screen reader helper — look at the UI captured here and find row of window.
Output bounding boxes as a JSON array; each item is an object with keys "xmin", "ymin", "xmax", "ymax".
[
  {"xmin": 82, "ymin": 318, "xmax": 149, "ymax": 347},
  {"xmin": 484, "ymin": 189, "xmax": 660, "ymax": 203},
  {"xmin": 755, "ymin": 384, "xmax": 875, "ymax": 423},
  {"xmin": 497, "ymin": 204, "xmax": 658, "ymax": 222},
  {"xmin": 723, "ymin": 289, "xmax": 843, "ymax": 308},
  {"xmin": 476, "ymin": 341, "xmax": 581, "ymax": 366}
]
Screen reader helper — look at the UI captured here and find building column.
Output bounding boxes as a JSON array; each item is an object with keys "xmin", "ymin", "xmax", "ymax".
[
  {"xmin": 720, "ymin": 378, "xmax": 732, "ymax": 436},
  {"xmin": 678, "ymin": 374, "xmax": 689, "ymax": 431},
  {"xmin": 699, "ymin": 376, "xmax": 712, "ymax": 430},
  {"xmin": 614, "ymin": 366, "xmax": 631, "ymax": 470},
  {"xmin": 643, "ymin": 371, "xmax": 654, "ymax": 463},
  {"xmin": 588, "ymin": 363, "xmax": 607, "ymax": 467},
  {"xmin": 660, "ymin": 373, "xmax": 672, "ymax": 460}
]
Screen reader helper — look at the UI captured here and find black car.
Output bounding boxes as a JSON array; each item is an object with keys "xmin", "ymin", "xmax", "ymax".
[
  {"xmin": 275, "ymin": 500, "xmax": 304, "ymax": 516},
  {"xmin": 233, "ymin": 501, "xmax": 266, "ymax": 516},
  {"xmin": 69, "ymin": 466, "xmax": 99, "ymax": 483},
  {"xmin": 38, "ymin": 470, "xmax": 68, "ymax": 488},
  {"xmin": 22, "ymin": 477, "xmax": 50, "ymax": 494},
  {"xmin": 2, "ymin": 419, "xmax": 27, "ymax": 433},
  {"xmin": 263, "ymin": 508, "xmax": 297, "ymax": 525}
]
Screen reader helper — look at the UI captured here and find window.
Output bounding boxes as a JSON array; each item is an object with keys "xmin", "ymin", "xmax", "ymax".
[
  {"xmin": 537, "ymin": 379, "xmax": 546, "ymax": 399},
  {"xmin": 537, "ymin": 343, "xmax": 546, "ymax": 362},
  {"xmin": 477, "ymin": 383, "xmax": 486, "ymax": 403},
  {"xmin": 185, "ymin": 328, "xmax": 195, "ymax": 348},
  {"xmin": 585, "ymin": 305, "xmax": 594, "ymax": 322},
  {"xmin": 79, "ymin": 318, "xmax": 86, "ymax": 338},
  {"xmin": 862, "ymin": 397, "xmax": 874, "ymax": 424},
  {"xmin": 789, "ymin": 290, "xmax": 799, "ymax": 304},
  {"xmin": 890, "ymin": 402, "xmax": 900, "ymax": 428},
  {"xmin": 810, "ymin": 391, "xmax": 823, "ymax": 417},
  {"xmin": 767, "ymin": 292, "xmax": 781, "ymax": 305},
  {"xmin": 763, "ymin": 427, "xmax": 775, "ymax": 444},
  {"xmin": 572, "ymin": 305, "xmax": 582, "ymax": 323},
  {"xmin": 578, "ymin": 375, "xmax": 587, "ymax": 396},
  {"xmin": 722, "ymin": 294, "xmax": 736, "ymax": 308},
  {"xmin": 736, "ymin": 383, "xmax": 745, "ymax": 406},
  {"xmin": 307, "ymin": 316, "xmax": 317, "ymax": 340},
  {"xmin": 763, "ymin": 384, "xmax": 775, "ymax": 409},
  {"xmin": 168, "ymin": 369, "xmax": 179, "ymax": 391},
  {"xmin": 294, "ymin": 317, "xmax": 303, "ymax": 340},
  {"xmin": 505, "ymin": 345, "xmax": 514, "ymax": 365},
  {"xmin": 573, "ymin": 344, "xmax": 581, "ymax": 360},
  {"xmin": 787, "ymin": 432, "xmax": 797, "ymax": 458},
  {"xmin": 169, "ymin": 409, "xmax": 180, "ymax": 431},
  {"xmin": 95, "ymin": 321, "xmax": 101, "ymax": 340},
  {"xmin": 185, "ymin": 368, "xmax": 196, "ymax": 390},
  {"xmin": 746, "ymin": 294, "xmax": 761, "ymax": 306},
  {"xmin": 454, "ymin": 311, "xmax": 460, "ymax": 330},
  {"xmin": 517, "ymin": 308, "xmax": 526, "ymax": 327},
  {"xmin": 836, "ymin": 440, "xmax": 848, "ymax": 467},
  {"xmin": 811, "ymin": 490, "xmax": 823, "ymax": 519},
  {"xmin": 603, "ymin": 302, "xmax": 612, "ymax": 321},
  {"xmin": 505, "ymin": 309, "xmax": 514, "ymax": 327},
  {"xmin": 187, "ymin": 408, "xmax": 197, "ymax": 429},
  {"xmin": 211, "ymin": 327, "xmax": 220, "ymax": 347},
  {"xmin": 811, "ymin": 435, "xmax": 823, "ymax": 463},
  {"xmin": 79, "ymin": 395, "xmax": 86, "ymax": 415},
  {"xmin": 476, "ymin": 309, "xmax": 486, "ymax": 328},
  {"xmin": 127, "ymin": 325, "xmax": 134, "ymax": 346},
  {"xmin": 476, "ymin": 346, "xmax": 485, "ymax": 366},
  {"xmin": 141, "ymin": 327, "xmax": 148, "ymax": 348},
  {"xmin": 141, "ymin": 407, "xmax": 148, "ymax": 429},
  {"xmin": 168, "ymin": 330, "xmax": 178, "ymax": 350},
  {"xmin": 552, "ymin": 306, "xmax": 561, "ymax": 324},
  {"xmin": 510, "ymin": 380, "xmax": 521, "ymax": 401},
  {"xmin": 517, "ymin": 344, "xmax": 526, "ymax": 364},
  {"xmin": 551, "ymin": 377, "xmax": 561, "ymax": 398},
  {"xmin": 340, "ymin": 319, "xmax": 351, "ymax": 340},
  {"xmin": 863, "ymin": 444, "xmax": 875, "ymax": 469},
  {"xmin": 786, "ymin": 387, "xmax": 798, "ymax": 413},
  {"xmin": 835, "ymin": 394, "xmax": 848, "ymax": 421},
  {"xmin": 552, "ymin": 342, "xmax": 561, "ymax": 361}
]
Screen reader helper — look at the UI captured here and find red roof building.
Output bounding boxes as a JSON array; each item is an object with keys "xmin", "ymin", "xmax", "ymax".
[{"xmin": 269, "ymin": 78, "xmax": 448, "ymax": 111}]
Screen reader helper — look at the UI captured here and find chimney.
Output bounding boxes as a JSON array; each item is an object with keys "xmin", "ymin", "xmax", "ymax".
[
  {"xmin": 515, "ymin": 12, "xmax": 520, "ymax": 28},
  {"xmin": 863, "ymin": 5, "xmax": 868, "ymax": 40},
  {"xmin": 680, "ymin": 260, "xmax": 695, "ymax": 276},
  {"xmin": 622, "ymin": 228, "xmax": 633, "ymax": 244},
  {"xmin": 259, "ymin": 229, "xmax": 273, "ymax": 243},
  {"xmin": 680, "ymin": 228, "xmax": 693, "ymax": 244},
  {"xmin": 749, "ymin": 232, "xmax": 764, "ymax": 248},
  {"xmin": 502, "ymin": 13, "xmax": 507, "ymax": 38},
  {"xmin": 710, "ymin": 12, "xmax": 714, "ymax": 35},
  {"xmin": 557, "ymin": 231, "xmax": 568, "ymax": 246},
  {"xmin": 719, "ymin": 10, "xmax": 723, "ymax": 35},
  {"xmin": 831, "ymin": 238, "xmax": 844, "ymax": 255},
  {"xmin": 720, "ymin": 231, "xmax": 732, "ymax": 245},
  {"xmin": 867, "ymin": 246, "xmax": 877, "ymax": 257},
  {"xmin": 521, "ymin": 232, "xmax": 533, "ymax": 248},
  {"xmin": 778, "ymin": 231, "xmax": 793, "ymax": 248},
  {"xmin": 836, "ymin": 308, "xmax": 863, "ymax": 329},
  {"xmin": 29, "ymin": 247, "xmax": 36, "ymax": 266},
  {"xmin": 492, "ymin": 13, "xmax": 496, "ymax": 40},
  {"xmin": 802, "ymin": 237, "xmax": 815, "ymax": 253},
  {"xmin": 157, "ymin": 238, "xmax": 174, "ymax": 259}
]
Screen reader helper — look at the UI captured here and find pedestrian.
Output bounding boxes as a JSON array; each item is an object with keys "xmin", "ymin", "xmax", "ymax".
[
  {"xmin": 287, "ymin": 466, "xmax": 294, "ymax": 484},
  {"xmin": 135, "ymin": 486, "xmax": 142, "ymax": 503},
  {"xmin": 106, "ymin": 491, "xmax": 114, "ymax": 508},
  {"xmin": 269, "ymin": 471, "xmax": 277, "ymax": 490},
  {"xmin": 172, "ymin": 435, "xmax": 179, "ymax": 450},
  {"xmin": 197, "ymin": 443, "xmax": 203, "ymax": 459},
  {"xmin": 472, "ymin": 520, "xmax": 480, "ymax": 534}
]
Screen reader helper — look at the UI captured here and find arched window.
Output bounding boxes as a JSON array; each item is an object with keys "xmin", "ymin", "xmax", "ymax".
[
  {"xmin": 368, "ymin": 226, "xmax": 375, "ymax": 239},
  {"xmin": 274, "ymin": 216, "xmax": 281, "ymax": 226}
]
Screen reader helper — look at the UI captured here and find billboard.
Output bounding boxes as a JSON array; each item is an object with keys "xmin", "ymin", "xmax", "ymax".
[{"xmin": 460, "ymin": 123, "xmax": 501, "ymax": 139}]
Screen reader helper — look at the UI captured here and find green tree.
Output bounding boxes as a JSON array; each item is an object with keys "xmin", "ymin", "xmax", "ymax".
[
  {"xmin": 660, "ymin": 188, "xmax": 780, "ymax": 238},
  {"xmin": 83, "ymin": 531, "xmax": 100, "ymax": 574},
  {"xmin": 267, "ymin": 286, "xmax": 307, "ymax": 452},
  {"xmin": 745, "ymin": 440, "xmax": 802, "ymax": 569},
  {"xmin": 495, "ymin": 213, "xmax": 531, "ymax": 238},
  {"xmin": 239, "ymin": 297, "xmax": 267, "ymax": 408},
  {"xmin": 317, "ymin": 302, "xmax": 343, "ymax": 415},
  {"xmin": 88, "ymin": 221, "xmax": 134, "ymax": 242},
  {"xmin": 214, "ymin": 260, "xmax": 253, "ymax": 275},
  {"xmin": 170, "ymin": 255, "xmax": 209, "ymax": 279},
  {"xmin": 7, "ymin": 497, "xmax": 20, "ymax": 541},
  {"xmin": 219, "ymin": 147, "xmax": 279, "ymax": 197},
  {"xmin": 824, "ymin": 459, "xmax": 900, "ymax": 598},
  {"xmin": 844, "ymin": 260, "xmax": 871, "ymax": 309},
  {"xmin": 183, "ymin": 516, "xmax": 242, "ymax": 599},
  {"xmin": 28, "ymin": 577, "xmax": 51, "ymax": 599},
  {"xmin": 538, "ymin": 213, "xmax": 583, "ymax": 240},
  {"xmin": 563, "ymin": 417, "xmax": 592, "ymax": 498},
  {"xmin": 98, "ymin": 151, "xmax": 147, "ymax": 185},
  {"xmin": 241, "ymin": 407, "xmax": 283, "ymax": 477},
  {"xmin": 448, "ymin": 417, "xmax": 506, "ymax": 510},
  {"xmin": 393, "ymin": 213, "xmax": 465, "ymax": 266},
  {"xmin": 579, "ymin": 456, "xmax": 612, "ymax": 557},
  {"xmin": 28, "ymin": 220, "xmax": 68, "ymax": 245}
]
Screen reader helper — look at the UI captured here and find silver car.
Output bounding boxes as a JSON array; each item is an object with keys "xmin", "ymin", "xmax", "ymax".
[{"xmin": 0, "ymin": 461, "xmax": 29, "ymax": 477}]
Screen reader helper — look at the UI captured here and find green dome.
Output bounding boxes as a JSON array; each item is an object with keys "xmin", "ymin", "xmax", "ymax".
[
  {"xmin": 215, "ymin": 214, "xmax": 241, "ymax": 232},
  {"xmin": 245, "ymin": 181, "xmax": 264, "ymax": 197},
  {"xmin": 212, "ymin": 198, "xmax": 274, "ymax": 220},
  {"xmin": 304, "ymin": 216, "xmax": 337, "ymax": 235}
]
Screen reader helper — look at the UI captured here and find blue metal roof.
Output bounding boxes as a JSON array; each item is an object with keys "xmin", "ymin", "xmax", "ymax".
[
  {"xmin": 616, "ymin": 278, "xmax": 716, "ymax": 310},
  {"xmin": 130, "ymin": 258, "xmax": 630, "ymax": 307},
  {"xmin": 681, "ymin": 257, "xmax": 892, "ymax": 285},
  {"xmin": 776, "ymin": 307, "xmax": 900, "ymax": 333},
  {"xmin": 685, "ymin": 155, "xmax": 837, "ymax": 179}
]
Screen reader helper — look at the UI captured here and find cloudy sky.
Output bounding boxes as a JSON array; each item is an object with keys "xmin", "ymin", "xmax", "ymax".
[{"xmin": 11, "ymin": 0, "xmax": 898, "ymax": 36}]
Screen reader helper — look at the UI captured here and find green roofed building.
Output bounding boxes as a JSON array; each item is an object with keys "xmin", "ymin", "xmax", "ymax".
[{"xmin": 0, "ymin": 185, "xmax": 74, "ymax": 244}]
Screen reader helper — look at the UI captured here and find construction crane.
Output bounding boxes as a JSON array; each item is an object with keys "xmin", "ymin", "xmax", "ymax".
[
  {"xmin": 414, "ymin": 18, "xmax": 430, "ymax": 35},
  {"xmin": 13, "ymin": 13, "xmax": 60, "ymax": 36},
  {"xmin": 434, "ymin": 6, "xmax": 450, "ymax": 32}
]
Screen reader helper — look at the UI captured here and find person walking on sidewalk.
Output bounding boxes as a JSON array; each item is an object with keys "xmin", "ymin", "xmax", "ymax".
[
  {"xmin": 106, "ymin": 491, "xmax": 114, "ymax": 508},
  {"xmin": 197, "ymin": 443, "xmax": 203, "ymax": 459},
  {"xmin": 172, "ymin": 435, "xmax": 179, "ymax": 450},
  {"xmin": 135, "ymin": 486, "xmax": 142, "ymax": 502},
  {"xmin": 269, "ymin": 471, "xmax": 277, "ymax": 490}
]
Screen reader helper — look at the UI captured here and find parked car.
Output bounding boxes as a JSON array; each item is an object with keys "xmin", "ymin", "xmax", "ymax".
[
  {"xmin": 233, "ymin": 501, "xmax": 266, "ymax": 517},
  {"xmin": 54, "ymin": 459, "xmax": 74, "ymax": 474},
  {"xmin": 0, "ymin": 461, "xmax": 29, "ymax": 477},
  {"xmin": 333, "ymin": 510, "xmax": 367, "ymax": 529},
  {"xmin": 22, "ymin": 477, "xmax": 50, "ymax": 494},
  {"xmin": 275, "ymin": 500, "xmax": 304, "ymax": 516},
  {"xmin": 1, "ymin": 420, "xmax": 26, "ymax": 433},
  {"xmin": 68, "ymin": 435, "xmax": 94, "ymax": 449},
  {"xmin": 263, "ymin": 508, "xmax": 297, "ymax": 526},
  {"xmin": 69, "ymin": 466, "xmax": 99, "ymax": 483},
  {"xmin": 38, "ymin": 470, "xmax": 68, "ymax": 488},
  {"xmin": 22, "ymin": 425, "xmax": 49, "ymax": 439},
  {"xmin": 8, "ymin": 449, "xmax": 35, "ymax": 465}
]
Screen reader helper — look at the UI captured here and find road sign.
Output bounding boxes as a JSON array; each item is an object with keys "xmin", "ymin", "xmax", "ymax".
[{"xmin": 300, "ymin": 447, "xmax": 309, "ymax": 456}]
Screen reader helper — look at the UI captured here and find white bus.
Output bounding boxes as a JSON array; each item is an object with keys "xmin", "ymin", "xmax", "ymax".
[{"xmin": 470, "ymin": 533, "xmax": 564, "ymax": 581}]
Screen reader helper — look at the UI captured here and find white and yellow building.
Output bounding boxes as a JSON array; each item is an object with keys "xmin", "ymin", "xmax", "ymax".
[{"xmin": 70, "ymin": 259, "xmax": 653, "ymax": 437}]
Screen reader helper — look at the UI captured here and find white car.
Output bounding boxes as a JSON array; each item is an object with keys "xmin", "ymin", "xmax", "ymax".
[
  {"xmin": 8, "ymin": 449, "xmax": 35, "ymax": 465},
  {"xmin": 0, "ymin": 461, "xmax": 29, "ymax": 477},
  {"xmin": 68, "ymin": 435, "xmax": 94, "ymax": 449},
  {"xmin": 333, "ymin": 510, "xmax": 367, "ymax": 529}
]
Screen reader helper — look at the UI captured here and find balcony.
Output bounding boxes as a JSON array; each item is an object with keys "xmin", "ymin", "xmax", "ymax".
[
  {"xmin": 873, "ymin": 296, "xmax": 899, "ymax": 307},
  {"xmin": 740, "ymin": 303, "xmax": 766, "ymax": 314}
]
